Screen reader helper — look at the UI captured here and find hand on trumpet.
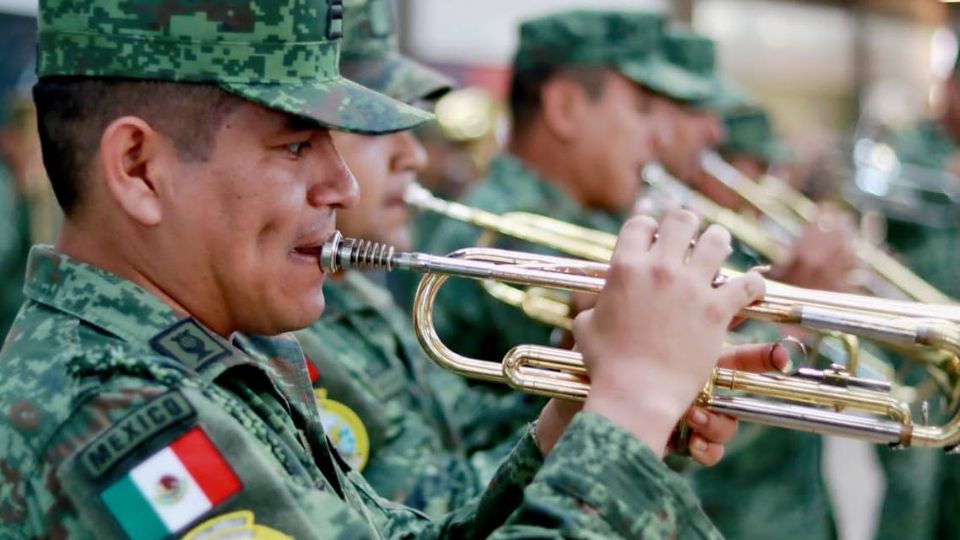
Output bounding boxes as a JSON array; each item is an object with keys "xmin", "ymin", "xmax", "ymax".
[
  {"xmin": 532, "ymin": 210, "xmax": 782, "ymax": 464},
  {"xmin": 535, "ymin": 343, "xmax": 789, "ymax": 465},
  {"xmin": 769, "ymin": 206, "xmax": 857, "ymax": 293}
]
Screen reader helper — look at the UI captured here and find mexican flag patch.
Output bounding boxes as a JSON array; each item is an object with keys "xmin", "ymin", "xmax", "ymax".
[{"xmin": 100, "ymin": 427, "xmax": 241, "ymax": 540}]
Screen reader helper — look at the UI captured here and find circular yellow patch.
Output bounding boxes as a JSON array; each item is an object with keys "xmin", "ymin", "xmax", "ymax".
[
  {"xmin": 314, "ymin": 389, "xmax": 370, "ymax": 471},
  {"xmin": 183, "ymin": 510, "xmax": 291, "ymax": 539}
]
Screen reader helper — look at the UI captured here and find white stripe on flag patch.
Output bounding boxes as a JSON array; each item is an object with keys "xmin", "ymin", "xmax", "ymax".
[{"xmin": 128, "ymin": 447, "xmax": 213, "ymax": 532}]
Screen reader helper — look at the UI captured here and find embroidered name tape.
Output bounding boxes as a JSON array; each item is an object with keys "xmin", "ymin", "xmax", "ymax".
[{"xmin": 82, "ymin": 391, "xmax": 196, "ymax": 477}]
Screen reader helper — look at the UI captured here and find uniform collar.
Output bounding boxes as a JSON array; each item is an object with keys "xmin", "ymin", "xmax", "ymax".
[
  {"xmin": 320, "ymin": 271, "xmax": 394, "ymax": 320},
  {"xmin": 23, "ymin": 246, "xmax": 185, "ymax": 346},
  {"xmin": 486, "ymin": 154, "xmax": 626, "ymax": 228},
  {"xmin": 21, "ymin": 246, "xmax": 303, "ymax": 373},
  {"xmin": 486, "ymin": 155, "xmax": 584, "ymax": 218}
]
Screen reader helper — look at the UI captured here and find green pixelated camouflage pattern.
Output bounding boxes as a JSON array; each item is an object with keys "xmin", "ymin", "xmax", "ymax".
[
  {"xmin": 294, "ymin": 272, "xmax": 533, "ymax": 518},
  {"xmin": 37, "ymin": 0, "xmax": 432, "ymax": 135},
  {"xmin": 342, "ymin": 0, "xmax": 395, "ymax": 61},
  {"xmin": 0, "ymin": 245, "xmax": 722, "ymax": 538},
  {"xmin": 417, "ymin": 154, "xmax": 623, "ymax": 364},
  {"xmin": 890, "ymin": 120, "xmax": 958, "ymax": 171},
  {"xmin": 0, "ymin": 165, "xmax": 29, "ymax": 340},
  {"xmin": 720, "ymin": 107, "xmax": 789, "ymax": 166},
  {"xmin": 682, "ymin": 247, "xmax": 838, "ymax": 540},
  {"xmin": 687, "ymin": 426, "xmax": 835, "ymax": 540},
  {"xmin": 882, "ymin": 121, "xmax": 960, "ymax": 251},
  {"xmin": 340, "ymin": 0, "xmax": 452, "ymax": 104},
  {"xmin": 513, "ymin": 10, "xmax": 711, "ymax": 102},
  {"xmin": 900, "ymin": 228, "xmax": 960, "ymax": 540},
  {"xmin": 662, "ymin": 29, "xmax": 742, "ymax": 111},
  {"xmin": 903, "ymin": 228, "xmax": 960, "ymax": 300}
]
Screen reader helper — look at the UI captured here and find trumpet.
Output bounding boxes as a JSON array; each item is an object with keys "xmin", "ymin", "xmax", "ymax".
[
  {"xmin": 642, "ymin": 163, "xmax": 786, "ymax": 263},
  {"xmin": 319, "ymin": 231, "xmax": 960, "ymax": 449},
  {"xmin": 404, "ymin": 182, "xmax": 956, "ymax": 387},
  {"xmin": 699, "ymin": 151, "xmax": 953, "ymax": 304}
]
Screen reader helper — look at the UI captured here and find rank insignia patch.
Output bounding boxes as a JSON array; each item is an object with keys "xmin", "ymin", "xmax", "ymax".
[
  {"xmin": 315, "ymin": 389, "xmax": 370, "ymax": 471},
  {"xmin": 100, "ymin": 427, "xmax": 241, "ymax": 540},
  {"xmin": 150, "ymin": 319, "xmax": 230, "ymax": 370}
]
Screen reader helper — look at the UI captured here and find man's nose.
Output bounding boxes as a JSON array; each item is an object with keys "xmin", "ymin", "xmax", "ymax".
[
  {"xmin": 391, "ymin": 131, "xmax": 429, "ymax": 174},
  {"xmin": 308, "ymin": 135, "xmax": 360, "ymax": 210},
  {"xmin": 708, "ymin": 115, "xmax": 726, "ymax": 147}
]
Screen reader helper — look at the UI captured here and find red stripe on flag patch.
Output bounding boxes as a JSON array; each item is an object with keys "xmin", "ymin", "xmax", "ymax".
[
  {"xmin": 305, "ymin": 358, "xmax": 319, "ymax": 383},
  {"xmin": 170, "ymin": 427, "xmax": 241, "ymax": 504}
]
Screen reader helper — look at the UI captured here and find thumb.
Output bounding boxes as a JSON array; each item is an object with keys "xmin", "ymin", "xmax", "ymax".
[{"xmin": 717, "ymin": 342, "xmax": 790, "ymax": 373}]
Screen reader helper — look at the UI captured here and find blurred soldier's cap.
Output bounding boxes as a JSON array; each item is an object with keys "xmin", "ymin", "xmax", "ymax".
[
  {"xmin": 36, "ymin": 0, "xmax": 432, "ymax": 135},
  {"xmin": 341, "ymin": 0, "xmax": 453, "ymax": 105},
  {"xmin": 513, "ymin": 10, "xmax": 712, "ymax": 102},
  {"xmin": 721, "ymin": 106, "xmax": 790, "ymax": 165},
  {"xmin": 663, "ymin": 29, "xmax": 743, "ymax": 110}
]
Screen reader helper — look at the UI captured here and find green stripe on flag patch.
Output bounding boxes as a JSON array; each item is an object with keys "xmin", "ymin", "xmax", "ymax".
[{"xmin": 101, "ymin": 475, "xmax": 168, "ymax": 540}]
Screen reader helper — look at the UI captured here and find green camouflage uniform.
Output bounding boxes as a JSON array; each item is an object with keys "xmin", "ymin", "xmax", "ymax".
[
  {"xmin": 419, "ymin": 10, "xmax": 711, "ymax": 363},
  {"xmin": 0, "ymin": 1, "xmax": 727, "ymax": 538},
  {"xmin": 719, "ymin": 106, "xmax": 789, "ymax": 166},
  {"xmin": 423, "ymin": 154, "xmax": 624, "ymax": 362},
  {"xmin": 294, "ymin": 0, "xmax": 533, "ymax": 517},
  {"xmin": 893, "ymin": 123, "xmax": 960, "ymax": 540},
  {"xmin": 0, "ymin": 163, "xmax": 29, "ymax": 340},
  {"xmin": 297, "ymin": 273, "xmax": 535, "ymax": 517},
  {"xmin": 884, "ymin": 120, "xmax": 959, "ymax": 252},
  {"xmin": 0, "ymin": 247, "xmax": 723, "ymax": 539},
  {"xmin": 663, "ymin": 34, "xmax": 838, "ymax": 540}
]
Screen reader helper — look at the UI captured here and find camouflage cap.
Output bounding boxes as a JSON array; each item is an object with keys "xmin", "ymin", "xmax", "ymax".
[
  {"xmin": 36, "ymin": 0, "xmax": 433, "ymax": 135},
  {"xmin": 721, "ymin": 106, "xmax": 789, "ymax": 165},
  {"xmin": 663, "ymin": 29, "xmax": 743, "ymax": 110},
  {"xmin": 341, "ymin": 0, "xmax": 453, "ymax": 105},
  {"xmin": 513, "ymin": 10, "xmax": 712, "ymax": 102}
]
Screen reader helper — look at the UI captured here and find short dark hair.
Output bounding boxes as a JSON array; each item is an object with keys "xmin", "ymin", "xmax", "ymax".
[
  {"xmin": 33, "ymin": 77, "xmax": 243, "ymax": 215},
  {"xmin": 508, "ymin": 65, "xmax": 609, "ymax": 136}
]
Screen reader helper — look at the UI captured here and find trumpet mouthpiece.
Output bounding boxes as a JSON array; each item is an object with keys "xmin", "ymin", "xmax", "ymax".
[{"xmin": 319, "ymin": 231, "xmax": 396, "ymax": 273}]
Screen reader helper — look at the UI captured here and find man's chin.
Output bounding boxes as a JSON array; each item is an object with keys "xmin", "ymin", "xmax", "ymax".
[{"xmin": 260, "ymin": 296, "xmax": 326, "ymax": 336}]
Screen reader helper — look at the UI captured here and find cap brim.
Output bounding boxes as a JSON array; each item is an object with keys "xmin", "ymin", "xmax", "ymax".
[
  {"xmin": 618, "ymin": 56, "xmax": 714, "ymax": 102},
  {"xmin": 220, "ymin": 75, "xmax": 434, "ymax": 135},
  {"xmin": 342, "ymin": 53, "xmax": 454, "ymax": 105},
  {"xmin": 696, "ymin": 77, "xmax": 747, "ymax": 112}
]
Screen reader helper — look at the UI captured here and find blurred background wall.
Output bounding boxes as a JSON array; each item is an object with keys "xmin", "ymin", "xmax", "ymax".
[{"xmin": 399, "ymin": 0, "xmax": 957, "ymax": 162}]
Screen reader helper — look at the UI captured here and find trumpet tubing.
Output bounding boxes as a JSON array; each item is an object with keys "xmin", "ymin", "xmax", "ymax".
[
  {"xmin": 699, "ymin": 151, "xmax": 954, "ymax": 304},
  {"xmin": 318, "ymin": 232, "xmax": 960, "ymax": 449}
]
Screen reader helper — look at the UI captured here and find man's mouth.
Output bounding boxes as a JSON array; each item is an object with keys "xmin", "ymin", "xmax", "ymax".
[{"xmin": 291, "ymin": 230, "xmax": 336, "ymax": 266}]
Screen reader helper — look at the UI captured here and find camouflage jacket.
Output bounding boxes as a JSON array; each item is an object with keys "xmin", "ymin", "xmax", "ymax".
[
  {"xmin": 419, "ymin": 154, "xmax": 624, "ymax": 363},
  {"xmin": 885, "ymin": 121, "xmax": 960, "ymax": 251},
  {"xmin": 891, "ymin": 120, "xmax": 957, "ymax": 171},
  {"xmin": 901, "ymin": 228, "xmax": 960, "ymax": 540},
  {"xmin": 679, "ymin": 245, "xmax": 836, "ymax": 540},
  {"xmin": 0, "ymin": 246, "xmax": 723, "ymax": 539},
  {"xmin": 294, "ymin": 271, "xmax": 536, "ymax": 518},
  {"xmin": 0, "ymin": 165, "xmax": 29, "ymax": 339}
]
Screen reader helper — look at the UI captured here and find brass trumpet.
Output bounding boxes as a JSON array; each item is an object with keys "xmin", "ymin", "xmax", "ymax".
[
  {"xmin": 404, "ymin": 181, "xmax": 955, "ymax": 389},
  {"xmin": 699, "ymin": 151, "xmax": 953, "ymax": 304},
  {"xmin": 319, "ymin": 231, "xmax": 960, "ymax": 449}
]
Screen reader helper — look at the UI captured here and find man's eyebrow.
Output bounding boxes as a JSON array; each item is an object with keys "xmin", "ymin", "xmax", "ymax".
[{"xmin": 282, "ymin": 115, "xmax": 325, "ymax": 133}]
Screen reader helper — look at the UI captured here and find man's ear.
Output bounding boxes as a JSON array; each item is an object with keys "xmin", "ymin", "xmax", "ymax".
[
  {"xmin": 98, "ymin": 116, "xmax": 168, "ymax": 226},
  {"xmin": 539, "ymin": 76, "xmax": 590, "ymax": 143}
]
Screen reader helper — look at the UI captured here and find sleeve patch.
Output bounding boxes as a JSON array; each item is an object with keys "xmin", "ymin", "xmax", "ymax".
[
  {"xmin": 183, "ymin": 510, "xmax": 292, "ymax": 540},
  {"xmin": 99, "ymin": 426, "xmax": 242, "ymax": 540},
  {"xmin": 314, "ymin": 389, "xmax": 369, "ymax": 472},
  {"xmin": 82, "ymin": 391, "xmax": 196, "ymax": 477}
]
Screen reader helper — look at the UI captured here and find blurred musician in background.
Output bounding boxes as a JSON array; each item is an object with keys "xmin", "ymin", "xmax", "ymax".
[
  {"xmin": 293, "ymin": 0, "xmax": 540, "ymax": 517},
  {"xmin": 893, "ymin": 49, "xmax": 960, "ymax": 540},
  {"xmin": 0, "ymin": 63, "xmax": 57, "ymax": 341},
  {"xmin": 421, "ymin": 10, "xmax": 713, "ymax": 365}
]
